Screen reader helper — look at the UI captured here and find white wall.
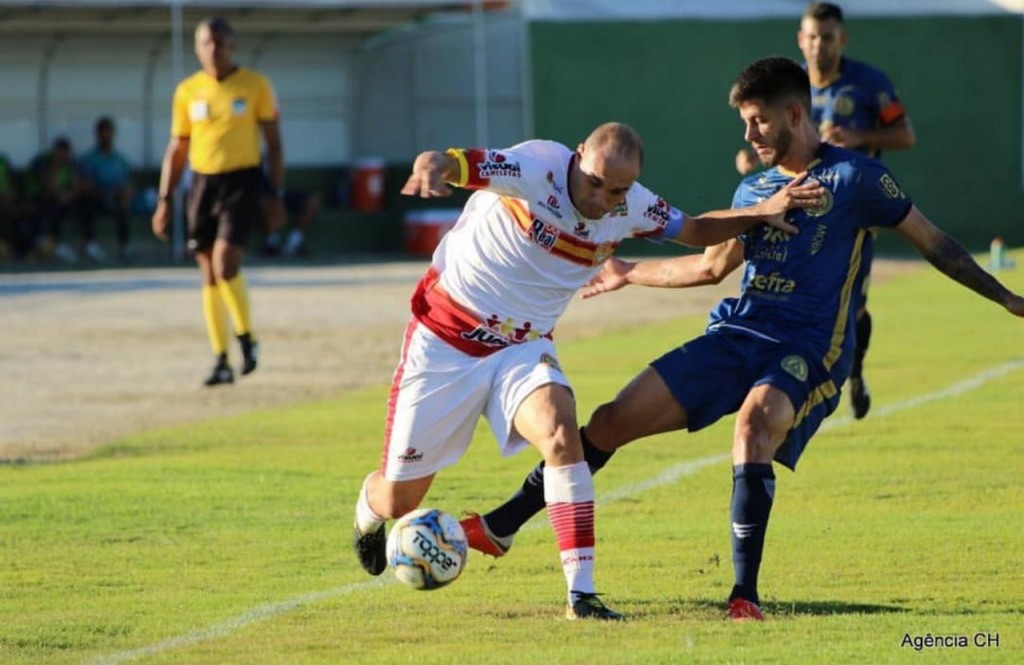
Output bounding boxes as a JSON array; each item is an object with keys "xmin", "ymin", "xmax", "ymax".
[
  {"xmin": 355, "ymin": 13, "xmax": 526, "ymax": 161},
  {"xmin": 0, "ymin": 34, "xmax": 360, "ymax": 168}
]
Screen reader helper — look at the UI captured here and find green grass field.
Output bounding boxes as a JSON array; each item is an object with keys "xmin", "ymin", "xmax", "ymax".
[{"xmin": 2, "ymin": 256, "xmax": 1022, "ymax": 664}]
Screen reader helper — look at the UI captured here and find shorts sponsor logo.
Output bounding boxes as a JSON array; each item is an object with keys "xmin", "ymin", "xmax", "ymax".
[
  {"xmin": 478, "ymin": 150, "xmax": 521, "ymax": 179},
  {"xmin": 781, "ymin": 355, "xmax": 808, "ymax": 382},
  {"xmin": 397, "ymin": 447, "xmax": 424, "ymax": 462}
]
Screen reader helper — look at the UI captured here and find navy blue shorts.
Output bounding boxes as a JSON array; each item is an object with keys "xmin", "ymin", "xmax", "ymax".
[{"xmin": 650, "ymin": 329, "xmax": 845, "ymax": 470}]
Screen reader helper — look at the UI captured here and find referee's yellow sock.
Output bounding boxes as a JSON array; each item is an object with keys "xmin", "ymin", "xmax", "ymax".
[
  {"xmin": 201, "ymin": 283, "xmax": 230, "ymax": 356},
  {"xmin": 217, "ymin": 273, "xmax": 254, "ymax": 338}
]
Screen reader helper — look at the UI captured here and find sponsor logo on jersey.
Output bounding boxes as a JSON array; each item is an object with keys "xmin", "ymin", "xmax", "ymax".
[
  {"xmin": 397, "ymin": 447, "xmax": 424, "ymax": 462},
  {"xmin": 572, "ymin": 221, "xmax": 591, "ymax": 239},
  {"xmin": 478, "ymin": 150, "xmax": 522, "ymax": 179},
  {"xmin": 749, "ymin": 271, "xmax": 797, "ymax": 294},
  {"xmin": 528, "ymin": 218, "xmax": 559, "ymax": 250},
  {"xmin": 643, "ymin": 197, "xmax": 671, "ymax": 227},
  {"xmin": 781, "ymin": 355, "xmax": 809, "ymax": 382},
  {"xmin": 878, "ymin": 173, "xmax": 906, "ymax": 200},
  {"xmin": 231, "ymin": 97, "xmax": 248, "ymax": 115},
  {"xmin": 761, "ymin": 227, "xmax": 791, "ymax": 244},
  {"xmin": 460, "ymin": 326, "xmax": 510, "ymax": 349},
  {"xmin": 809, "ymin": 223, "xmax": 828, "ymax": 255},
  {"xmin": 537, "ymin": 195, "xmax": 563, "ymax": 219}
]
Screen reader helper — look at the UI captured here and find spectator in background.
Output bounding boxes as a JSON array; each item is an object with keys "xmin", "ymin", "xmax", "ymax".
[
  {"xmin": 24, "ymin": 137, "xmax": 92, "ymax": 263},
  {"xmin": 80, "ymin": 116, "xmax": 135, "ymax": 263}
]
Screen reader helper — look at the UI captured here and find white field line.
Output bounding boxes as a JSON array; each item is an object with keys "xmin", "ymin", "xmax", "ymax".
[{"xmin": 87, "ymin": 360, "xmax": 1023, "ymax": 665}]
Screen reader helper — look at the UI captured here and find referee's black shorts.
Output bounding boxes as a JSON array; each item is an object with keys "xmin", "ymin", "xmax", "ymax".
[{"xmin": 187, "ymin": 166, "xmax": 264, "ymax": 252}]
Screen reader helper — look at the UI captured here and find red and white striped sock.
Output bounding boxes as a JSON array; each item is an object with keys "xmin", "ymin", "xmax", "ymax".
[{"xmin": 544, "ymin": 461, "xmax": 596, "ymax": 603}]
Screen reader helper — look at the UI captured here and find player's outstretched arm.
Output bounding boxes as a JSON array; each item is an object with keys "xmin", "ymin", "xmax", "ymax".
[
  {"xmin": 896, "ymin": 206, "xmax": 1024, "ymax": 317},
  {"xmin": 676, "ymin": 174, "xmax": 821, "ymax": 247},
  {"xmin": 401, "ymin": 151, "xmax": 461, "ymax": 198},
  {"xmin": 582, "ymin": 241, "xmax": 744, "ymax": 299}
]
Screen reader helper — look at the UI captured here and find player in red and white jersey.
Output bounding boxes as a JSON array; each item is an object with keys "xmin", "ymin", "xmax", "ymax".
[{"xmin": 352, "ymin": 122, "xmax": 824, "ymax": 620}]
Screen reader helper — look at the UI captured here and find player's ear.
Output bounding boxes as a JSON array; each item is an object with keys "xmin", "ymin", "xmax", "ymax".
[{"xmin": 787, "ymin": 101, "xmax": 803, "ymax": 128}]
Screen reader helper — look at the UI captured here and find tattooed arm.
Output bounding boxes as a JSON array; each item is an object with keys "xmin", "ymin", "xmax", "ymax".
[{"xmin": 894, "ymin": 206, "xmax": 1024, "ymax": 316}]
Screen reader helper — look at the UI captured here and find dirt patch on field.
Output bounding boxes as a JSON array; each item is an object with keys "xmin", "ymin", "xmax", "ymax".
[{"xmin": 0, "ymin": 259, "xmax": 920, "ymax": 463}]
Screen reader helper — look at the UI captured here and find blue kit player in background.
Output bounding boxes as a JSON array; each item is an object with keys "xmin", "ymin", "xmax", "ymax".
[
  {"xmin": 737, "ymin": 2, "xmax": 916, "ymax": 419},
  {"xmin": 460, "ymin": 56, "xmax": 1024, "ymax": 622}
]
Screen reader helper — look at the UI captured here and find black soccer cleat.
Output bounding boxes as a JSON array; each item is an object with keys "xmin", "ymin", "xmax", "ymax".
[
  {"xmin": 352, "ymin": 523, "xmax": 388, "ymax": 576},
  {"xmin": 203, "ymin": 356, "xmax": 234, "ymax": 387},
  {"xmin": 238, "ymin": 333, "xmax": 260, "ymax": 376},
  {"xmin": 566, "ymin": 592, "xmax": 625, "ymax": 621},
  {"xmin": 849, "ymin": 376, "xmax": 871, "ymax": 420}
]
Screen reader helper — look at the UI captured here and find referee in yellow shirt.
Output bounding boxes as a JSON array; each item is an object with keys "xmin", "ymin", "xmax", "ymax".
[{"xmin": 152, "ymin": 16, "xmax": 285, "ymax": 386}]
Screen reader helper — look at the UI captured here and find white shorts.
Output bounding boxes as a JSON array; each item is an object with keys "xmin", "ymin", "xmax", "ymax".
[{"xmin": 380, "ymin": 320, "xmax": 570, "ymax": 482}]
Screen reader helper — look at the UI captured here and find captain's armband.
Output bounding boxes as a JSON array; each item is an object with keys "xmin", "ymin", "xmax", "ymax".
[{"xmin": 445, "ymin": 148, "xmax": 469, "ymax": 188}]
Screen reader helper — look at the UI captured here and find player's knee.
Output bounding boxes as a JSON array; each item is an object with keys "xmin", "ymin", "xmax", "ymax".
[
  {"xmin": 586, "ymin": 401, "xmax": 632, "ymax": 451},
  {"xmin": 732, "ymin": 423, "xmax": 776, "ymax": 464},
  {"xmin": 536, "ymin": 424, "xmax": 583, "ymax": 466}
]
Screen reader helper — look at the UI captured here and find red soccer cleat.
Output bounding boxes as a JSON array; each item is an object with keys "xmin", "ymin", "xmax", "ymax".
[
  {"xmin": 459, "ymin": 512, "xmax": 512, "ymax": 558},
  {"xmin": 728, "ymin": 597, "xmax": 765, "ymax": 622}
]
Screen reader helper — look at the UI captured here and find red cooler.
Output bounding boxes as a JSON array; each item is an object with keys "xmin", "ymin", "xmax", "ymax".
[
  {"xmin": 403, "ymin": 209, "xmax": 460, "ymax": 257},
  {"xmin": 352, "ymin": 158, "xmax": 385, "ymax": 212}
]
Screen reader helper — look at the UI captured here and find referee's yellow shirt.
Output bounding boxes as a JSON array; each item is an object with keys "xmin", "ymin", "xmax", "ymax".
[{"xmin": 171, "ymin": 67, "xmax": 279, "ymax": 175}]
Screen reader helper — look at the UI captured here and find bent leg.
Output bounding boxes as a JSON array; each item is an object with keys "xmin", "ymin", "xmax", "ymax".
[{"xmin": 483, "ymin": 365, "xmax": 688, "ymax": 539}]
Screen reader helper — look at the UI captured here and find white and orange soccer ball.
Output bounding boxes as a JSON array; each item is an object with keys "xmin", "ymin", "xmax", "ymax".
[{"xmin": 386, "ymin": 508, "xmax": 468, "ymax": 590}]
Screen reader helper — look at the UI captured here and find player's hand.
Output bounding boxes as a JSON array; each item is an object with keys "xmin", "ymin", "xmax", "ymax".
[
  {"xmin": 735, "ymin": 147, "xmax": 758, "ymax": 175},
  {"xmin": 581, "ymin": 257, "xmax": 634, "ymax": 299},
  {"xmin": 755, "ymin": 173, "xmax": 825, "ymax": 234},
  {"xmin": 265, "ymin": 197, "xmax": 286, "ymax": 233},
  {"xmin": 151, "ymin": 201, "xmax": 171, "ymax": 242},
  {"xmin": 401, "ymin": 151, "xmax": 455, "ymax": 198}
]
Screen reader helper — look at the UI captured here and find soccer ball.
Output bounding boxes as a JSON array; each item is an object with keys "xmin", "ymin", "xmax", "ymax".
[{"xmin": 386, "ymin": 508, "xmax": 468, "ymax": 590}]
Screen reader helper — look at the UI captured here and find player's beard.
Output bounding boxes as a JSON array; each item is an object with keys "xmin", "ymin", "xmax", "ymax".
[{"xmin": 763, "ymin": 126, "xmax": 793, "ymax": 167}]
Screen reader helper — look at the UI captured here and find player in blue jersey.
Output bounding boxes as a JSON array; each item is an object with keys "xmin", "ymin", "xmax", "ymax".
[
  {"xmin": 460, "ymin": 56, "xmax": 1024, "ymax": 622},
  {"xmin": 737, "ymin": 2, "xmax": 916, "ymax": 419}
]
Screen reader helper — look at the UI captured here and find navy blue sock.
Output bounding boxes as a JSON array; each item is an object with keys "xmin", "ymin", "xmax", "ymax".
[
  {"xmin": 728, "ymin": 463, "xmax": 775, "ymax": 605},
  {"xmin": 851, "ymin": 310, "xmax": 872, "ymax": 379},
  {"xmin": 485, "ymin": 427, "xmax": 614, "ymax": 538}
]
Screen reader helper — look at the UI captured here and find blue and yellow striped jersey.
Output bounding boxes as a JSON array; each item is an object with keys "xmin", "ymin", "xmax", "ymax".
[{"xmin": 714, "ymin": 143, "xmax": 913, "ymax": 371}]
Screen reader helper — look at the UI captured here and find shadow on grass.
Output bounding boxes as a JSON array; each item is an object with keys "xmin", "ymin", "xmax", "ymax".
[
  {"xmin": 697, "ymin": 598, "xmax": 906, "ymax": 617},
  {"xmin": 627, "ymin": 597, "xmax": 907, "ymax": 620}
]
